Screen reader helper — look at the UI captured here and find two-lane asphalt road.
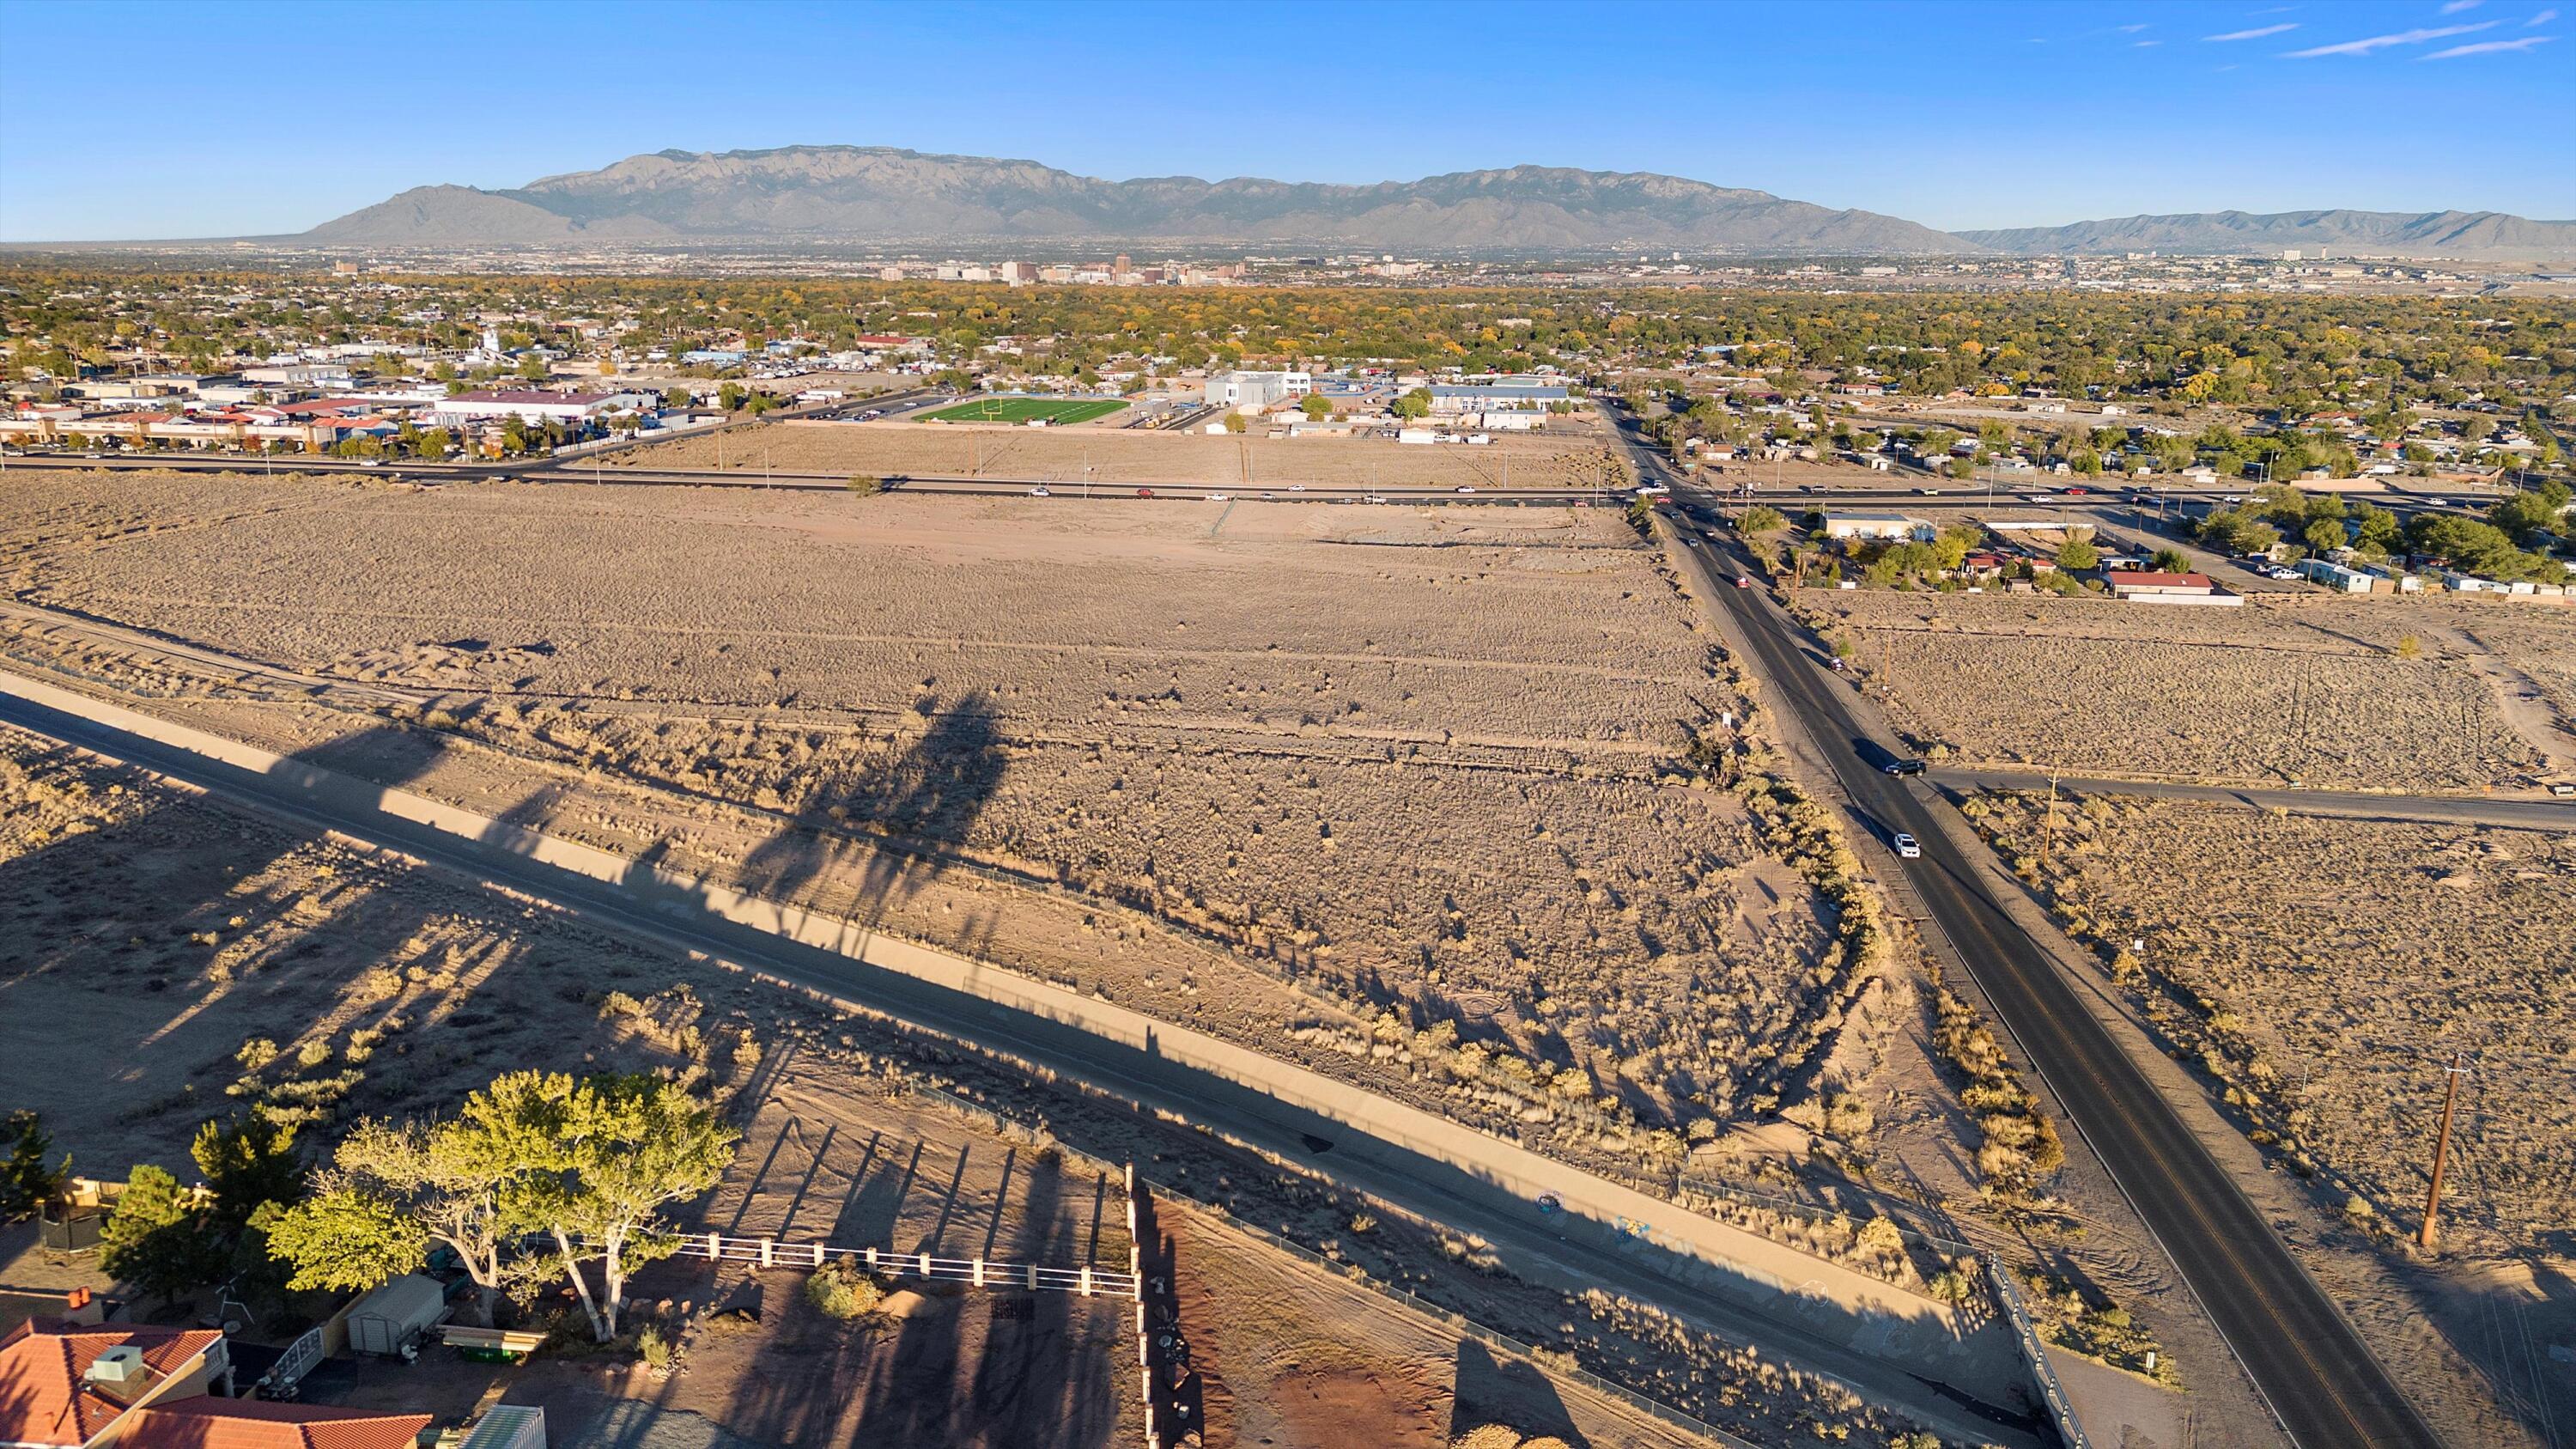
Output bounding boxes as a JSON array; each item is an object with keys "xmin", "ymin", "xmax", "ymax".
[{"xmin": 1604, "ymin": 407, "xmax": 2447, "ymax": 1448}]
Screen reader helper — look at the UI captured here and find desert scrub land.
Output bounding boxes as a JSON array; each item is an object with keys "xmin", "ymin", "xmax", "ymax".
[
  {"xmin": 1962, "ymin": 788, "xmax": 2576, "ymax": 1260},
  {"xmin": 1794, "ymin": 589, "xmax": 2572, "ymax": 788},
  {"xmin": 608, "ymin": 414, "xmax": 1625, "ymax": 490},
  {"xmin": 0, "ymin": 729, "xmax": 1911, "ymax": 1447},
  {"xmin": 2, "ymin": 470, "xmax": 1886, "ymax": 1173}
]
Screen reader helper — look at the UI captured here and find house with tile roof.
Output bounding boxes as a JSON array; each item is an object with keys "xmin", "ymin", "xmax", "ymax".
[
  {"xmin": 0, "ymin": 1319, "xmax": 430, "ymax": 1449},
  {"xmin": 117, "ymin": 1398, "xmax": 430, "ymax": 1449},
  {"xmin": 0, "ymin": 1318, "xmax": 228, "ymax": 1447}
]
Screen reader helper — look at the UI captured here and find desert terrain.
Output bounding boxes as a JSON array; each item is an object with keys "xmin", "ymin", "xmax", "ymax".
[
  {"xmin": 1795, "ymin": 589, "xmax": 2576, "ymax": 789},
  {"xmin": 1959, "ymin": 788, "xmax": 2576, "ymax": 1444},
  {"xmin": 0, "ymin": 469, "xmax": 1897, "ymax": 1184},
  {"xmin": 607, "ymin": 416, "xmax": 1627, "ymax": 490},
  {"xmin": 0, "ymin": 720, "xmax": 1914, "ymax": 1446}
]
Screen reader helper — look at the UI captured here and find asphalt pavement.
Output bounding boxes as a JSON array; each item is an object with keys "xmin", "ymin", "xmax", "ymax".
[{"xmin": 1604, "ymin": 405, "xmax": 2446, "ymax": 1447}]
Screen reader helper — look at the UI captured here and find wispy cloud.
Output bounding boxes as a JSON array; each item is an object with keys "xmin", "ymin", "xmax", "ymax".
[
  {"xmin": 2135, "ymin": 38, "xmax": 2162, "ymax": 46},
  {"xmin": 2116, "ymin": 21, "xmax": 2151, "ymax": 32},
  {"xmin": 2284, "ymin": 20, "xmax": 2495, "ymax": 53},
  {"xmin": 2439, "ymin": 0, "xmax": 2482, "ymax": 12},
  {"xmin": 2206, "ymin": 21, "xmax": 2298, "ymax": 39},
  {"xmin": 2426, "ymin": 32, "xmax": 2555, "ymax": 52},
  {"xmin": 2528, "ymin": 8, "xmax": 2559, "ymax": 22}
]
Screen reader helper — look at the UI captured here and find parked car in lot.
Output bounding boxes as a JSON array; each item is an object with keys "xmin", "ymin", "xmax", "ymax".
[{"xmin": 1892, "ymin": 831, "xmax": 1922, "ymax": 858}]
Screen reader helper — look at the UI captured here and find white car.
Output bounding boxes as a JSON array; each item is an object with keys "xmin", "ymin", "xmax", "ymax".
[
  {"xmin": 1287, "ymin": 484, "xmax": 1305, "ymax": 492},
  {"xmin": 1893, "ymin": 831, "xmax": 1922, "ymax": 859},
  {"xmin": 1029, "ymin": 485, "xmax": 1051, "ymax": 497},
  {"xmin": 1455, "ymin": 484, "xmax": 1477, "ymax": 494},
  {"xmin": 1205, "ymin": 492, "xmax": 1230, "ymax": 502},
  {"xmin": 1364, "ymin": 494, "xmax": 1389, "ymax": 504}
]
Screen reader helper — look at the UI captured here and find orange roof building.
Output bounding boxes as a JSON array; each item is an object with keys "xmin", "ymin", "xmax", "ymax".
[
  {"xmin": 0, "ymin": 1318, "xmax": 226, "ymax": 1447},
  {"xmin": 121, "ymin": 1398, "xmax": 432, "ymax": 1449}
]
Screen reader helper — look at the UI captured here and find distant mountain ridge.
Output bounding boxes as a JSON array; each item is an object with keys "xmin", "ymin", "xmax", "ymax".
[
  {"xmin": 296, "ymin": 146, "xmax": 2575, "ymax": 262},
  {"xmin": 1958, "ymin": 208, "xmax": 2576, "ymax": 261},
  {"xmin": 303, "ymin": 145, "xmax": 1978, "ymax": 253}
]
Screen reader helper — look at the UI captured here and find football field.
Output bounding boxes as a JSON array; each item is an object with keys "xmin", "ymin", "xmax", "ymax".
[{"xmin": 918, "ymin": 395, "xmax": 1129, "ymax": 425}]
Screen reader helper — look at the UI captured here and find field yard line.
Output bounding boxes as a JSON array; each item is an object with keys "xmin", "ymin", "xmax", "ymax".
[{"xmin": 0, "ymin": 662, "xmax": 2032, "ymax": 1436}]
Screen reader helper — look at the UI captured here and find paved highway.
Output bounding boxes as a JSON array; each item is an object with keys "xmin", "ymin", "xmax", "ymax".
[
  {"xmin": 1604, "ymin": 408, "xmax": 2447, "ymax": 1448},
  {"xmin": 0, "ymin": 675, "xmax": 2038, "ymax": 1448}
]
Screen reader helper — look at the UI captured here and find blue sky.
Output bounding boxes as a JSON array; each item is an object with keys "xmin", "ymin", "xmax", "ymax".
[{"xmin": 1, "ymin": 0, "xmax": 2568, "ymax": 241}]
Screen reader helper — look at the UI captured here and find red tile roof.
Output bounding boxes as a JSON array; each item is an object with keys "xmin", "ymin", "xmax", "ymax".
[
  {"xmin": 2105, "ymin": 569, "xmax": 2215, "ymax": 589},
  {"xmin": 0, "ymin": 1318, "xmax": 224, "ymax": 1446},
  {"xmin": 123, "ymin": 1398, "xmax": 433, "ymax": 1449}
]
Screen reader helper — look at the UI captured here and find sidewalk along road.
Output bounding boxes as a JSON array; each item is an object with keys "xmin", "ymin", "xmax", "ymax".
[
  {"xmin": 1642, "ymin": 483, "xmax": 2445, "ymax": 1449},
  {"xmin": 0, "ymin": 667, "xmax": 2039, "ymax": 1449}
]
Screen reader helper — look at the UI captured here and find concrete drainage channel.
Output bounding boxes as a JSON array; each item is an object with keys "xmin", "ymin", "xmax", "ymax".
[{"xmin": 0, "ymin": 665, "xmax": 2038, "ymax": 1446}]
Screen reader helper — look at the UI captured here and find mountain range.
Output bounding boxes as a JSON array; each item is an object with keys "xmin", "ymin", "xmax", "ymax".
[{"xmin": 300, "ymin": 145, "xmax": 2576, "ymax": 262}]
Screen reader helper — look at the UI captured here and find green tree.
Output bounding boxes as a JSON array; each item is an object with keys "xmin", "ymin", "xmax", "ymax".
[
  {"xmin": 2149, "ymin": 546, "xmax": 2192, "ymax": 574},
  {"xmin": 269, "ymin": 1102, "xmax": 550, "ymax": 1324},
  {"xmin": 663, "ymin": 387, "xmax": 691, "ymax": 411},
  {"xmin": 100, "ymin": 1166, "xmax": 222, "ymax": 1307},
  {"xmin": 527, "ymin": 1075, "xmax": 738, "ymax": 1341},
  {"xmin": 1299, "ymin": 393, "xmax": 1330, "ymax": 421},
  {"xmin": 516, "ymin": 353, "xmax": 550, "ymax": 382},
  {"xmin": 1931, "ymin": 524, "xmax": 1981, "ymax": 571},
  {"xmin": 2199, "ymin": 508, "xmax": 2281, "ymax": 556},
  {"xmin": 1741, "ymin": 504, "xmax": 1787, "ymax": 533},
  {"xmin": 2056, "ymin": 533, "xmax": 2100, "ymax": 572},
  {"xmin": 192, "ymin": 1116, "xmax": 302, "ymax": 1238},
  {"xmin": 718, "ymin": 382, "xmax": 747, "ymax": 411},
  {"xmin": 416, "ymin": 428, "xmax": 452, "ymax": 462},
  {"xmin": 2489, "ymin": 482, "xmax": 2572, "ymax": 545},
  {"xmin": 1393, "ymin": 388, "xmax": 1432, "ymax": 421},
  {"xmin": 2303, "ymin": 517, "xmax": 2348, "ymax": 557},
  {"xmin": 2353, "ymin": 504, "xmax": 2401, "ymax": 554},
  {"xmin": 0, "ymin": 1111, "xmax": 70, "ymax": 1221},
  {"xmin": 1222, "ymin": 411, "xmax": 1247, "ymax": 435}
]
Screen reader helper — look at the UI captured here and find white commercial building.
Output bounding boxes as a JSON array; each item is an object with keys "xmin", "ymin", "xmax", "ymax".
[
  {"xmin": 1205, "ymin": 370, "xmax": 1311, "ymax": 411},
  {"xmin": 1822, "ymin": 510, "xmax": 1935, "ymax": 542},
  {"xmin": 429, "ymin": 388, "xmax": 656, "ymax": 427}
]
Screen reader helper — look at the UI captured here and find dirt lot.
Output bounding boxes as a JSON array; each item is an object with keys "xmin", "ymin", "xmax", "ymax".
[
  {"xmin": 607, "ymin": 416, "xmax": 1624, "ymax": 490},
  {"xmin": 0, "ymin": 472, "xmax": 1883, "ymax": 1180},
  {"xmin": 0, "ymin": 731, "xmax": 1893, "ymax": 1446},
  {"xmin": 1795, "ymin": 589, "xmax": 2576, "ymax": 788},
  {"xmin": 1965, "ymin": 789, "xmax": 2576, "ymax": 1258}
]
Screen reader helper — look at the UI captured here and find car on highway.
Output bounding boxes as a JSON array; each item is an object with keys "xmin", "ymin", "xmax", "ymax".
[
  {"xmin": 1455, "ymin": 484, "xmax": 1477, "ymax": 493},
  {"xmin": 1883, "ymin": 758, "xmax": 1927, "ymax": 776},
  {"xmin": 2063, "ymin": 485, "xmax": 2089, "ymax": 496},
  {"xmin": 1364, "ymin": 494, "xmax": 1389, "ymax": 504},
  {"xmin": 1135, "ymin": 487, "xmax": 1155, "ymax": 498},
  {"xmin": 860, "ymin": 409, "xmax": 883, "ymax": 419},
  {"xmin": 1892, "ymin": 831, "xmax": 1922, "ymax": 858},
  {"xmin": 1287, "ymin": 484, "xmax": 1305, "ymax": 492},
  {"xmin": 1205, "ymin": 492, "xmax": 1230, "ymax": 502},
  {"xmin": 1028, "ymin": 485, "xmax": 1051, "ymax": 497},
  {"xmin": 1798, "ymin": 484, "xmax": 1820, "ymax": 494},
  {"xmin": 1913, "ymin": 487, "xmax": 1941, "ymax": 496},
  {"xmin": 1734, "ymin": 574, "xmax": 1754, "ymax": 589}
]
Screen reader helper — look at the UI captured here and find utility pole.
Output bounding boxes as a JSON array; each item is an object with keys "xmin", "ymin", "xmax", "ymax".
[{"xmin": 2417, "ymin": 1052, "xmax": 2470, "ymax": 1251}]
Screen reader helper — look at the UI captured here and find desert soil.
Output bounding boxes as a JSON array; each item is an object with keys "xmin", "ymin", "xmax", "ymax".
[
  {"xmin": 0, "ymin": 470, "xmax": 1886, "ymax": 1188},
  {"xmin": 1796, "ymin": 588, "xmax": 2576, "ymax": 788},
  {"xmin": 1963, "ymin": 787, "xmax": 2576, "ymax": 1448}
]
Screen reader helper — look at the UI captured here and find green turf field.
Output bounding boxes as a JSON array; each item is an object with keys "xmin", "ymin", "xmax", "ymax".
[{"xmin": 917, "ymin": 396, "xmax": 1129, "ymax": 425}]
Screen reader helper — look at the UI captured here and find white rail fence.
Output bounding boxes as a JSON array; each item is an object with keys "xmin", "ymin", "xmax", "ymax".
[{"xmin": 668, "ymin": 1229, "xmax": 1140, "ymax": 1299}]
